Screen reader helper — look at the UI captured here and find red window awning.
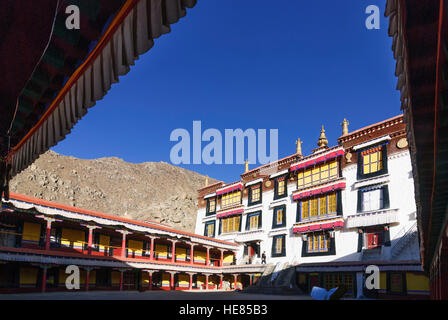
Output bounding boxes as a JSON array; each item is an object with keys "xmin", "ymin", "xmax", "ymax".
[
  {"xmin": 292, "ymin": 181, "xmax": 346, "ymax": 201},
  {"xmin": 216, "ymin": 208, "xmax": 244, "ymax": 219},
  {"xmin": 216, "ymin": 183, "xmax": 243, "ymax": 196},
  {"xmin": 293, "ymin": 218, "xmax": 344, "ymax": 233},
  {"xmin": 290, "ymin": 148, "xmax": 344, "ymax": 172}
]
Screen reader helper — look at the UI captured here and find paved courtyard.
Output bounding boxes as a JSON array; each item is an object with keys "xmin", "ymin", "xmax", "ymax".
[{"xmin": 0, "ymin": 290, "xmax": 312, "ymax": 300}]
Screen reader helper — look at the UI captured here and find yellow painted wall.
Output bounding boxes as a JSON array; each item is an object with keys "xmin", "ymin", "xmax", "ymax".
[
  {"xmin": 128, "ymin": 239, "xmax": 143, "ymax": 257},
  {"xmin": 380, "ymin": 272, "xmax": 387, "ymax": 290},
  {"xmin": 155, "ymin": 244, "xmax": 168, "ymax": 259},
  {"xmin": 61, "ymin": 228, "xmax": 85, "ymax": 249},
  {"xmin": 223, "ymin": 253, "xmax": 233, "ymax": 265},
  {"xmin": 99, "ymin": 235, "xmax": 110, "ymax": 252},
  {"xmin": 111, "ymin": 271, "xmax": 121, "ymax": 285},
  {"xmin": 22, "ymin": 222, "xmax": 41, "ymax": 243},
  {"xmin": 162, "ymin": 273, "xmax": 171, "ymax": 287},
  {"xmin": 142, "ymin": 272, "xmax": 149, "ymax": 286},
  {"xmin": 178, "ymin": 274, "xmax": 189, "ymax": 288},
  {"xmin": 197, "ymin": 275, "xmax": 205, "ymax": 287},
  {"xmin": 194, "ymin": 250, "xmax": 206, "ymax": 263},
  {"xmin": 176, "ymin": 247, "xmax": 187, "ymax": 262},
  {"xmin": 406, "ymin": 273, "xmax": 430, "ymax": 294},
  {"xmin": 20, "ymin": 267, "xmax": 38, "ymax": 285}
]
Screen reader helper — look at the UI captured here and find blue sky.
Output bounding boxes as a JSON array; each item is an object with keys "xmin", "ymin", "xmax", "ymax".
[{"xmin": 52, "ymin": 0, "xmax": 400, "ymax": 183}]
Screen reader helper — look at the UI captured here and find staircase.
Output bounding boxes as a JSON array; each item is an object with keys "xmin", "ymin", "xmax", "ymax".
[
  {"xmin": 391, "ymin": 221, "xmax": 418, "ymax": 259},
  {"xmin": 244, "ymin": 262, "xmax": 303, "ymax": 295},
  {"xmin": 361, "ymin": 247, "xmax": 382, "ymax": 261}
]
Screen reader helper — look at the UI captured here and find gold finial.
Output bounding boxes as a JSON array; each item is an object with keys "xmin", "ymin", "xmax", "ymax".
[
  {"xmin": 317, "ymin": 125, "xmax": 328, "ymax": 148},
  {"xmin": 295, "ymin": 138, "xmax": 303, "ymax": 155},
  {"xmin": 341, "ymin": 118, "xmax": 349, "ymax": 136},
  {"xmin": 245, "ymin": 159, "xmax": 249, "ymax": 173},
  {"xmin": 205, "ymin": 176, "xmax": 209, "ymax": 186}
]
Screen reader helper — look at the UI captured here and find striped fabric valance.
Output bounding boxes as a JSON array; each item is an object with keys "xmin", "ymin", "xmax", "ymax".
[
  {"xmin": 7, "ymin": 0, "xmax": 197, "ymax": 177},
  {"xmin": 293, "ymin": 218, "xmax": 344, "ymax": 234},
  {"xmin": 359, "ymin": 143, "xmax": 388, "ymax": 156},
  {"xmin": 216, "ymin": 183, "xmax": 243, "ymax": 196},
  {"xmin": 360, "ymin": 184, "xmax": 384, "ymax": 192},
  {"xmin": 216, "ymin": 208, "xmax": 244, "ymax": 219},
  {"xmin": 292, "ymin": 181, "xmax": 346, "ymax": 201},
  {"xmin": 290, "ymin": 148, "xmax": 344, "ymax": 172}
]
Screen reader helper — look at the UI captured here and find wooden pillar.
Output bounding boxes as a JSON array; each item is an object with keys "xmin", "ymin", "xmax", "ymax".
[
  {"xmin": 205, "ymin": 274, "xmax": 209, "ymax": 290},
  {"xmin": 249, "ymin": 274, "xmax": 253, "ymax": 286},
  {"xmin": 233, "ymin": 274, "xmax": 238, "ymax": 290},
  {"xmin": 188, "ymin": 273, "xmax": 194, "ymax": 290},
  {"xmin": 85, "ymin": 268, "xmax": 91, "ymax": 291},
  {"xmin": 150, "ymin": 237, "xmax": 156, "ymax": 261},
  {"xmin": 169, "ymin": 272, "xmax": 176, "ymax": 290},
  {"xmin": 41, "ymin": 266, "xmax": 48, "ymax": 293},
  {"xmin": 206, "ymin": 247, "xmax": 211, "ymax": 266},
  {"xmin": 219, "ymin": 275, "xmax": 223, "ymax": 289},
  {"xmin": 219, "ymin": 249, "xmax": 225, "ymax": 267},
  {"xmin": 146, "ymin": 270, "xmax": 154, "ymax": 290},
  {"xmin": 119, "ymin": 230, "xmax": 131, "ymax": 258},
  {"xmin": 119, "ymin": 270, "xmax": 124, "ymax": 291},
  {"xmin": 83, "ymin": 225, "xmax": 101, "ymax": 255},
  {"xmin": 170, "ymin": 240, "xmax": 177, "ymax": 263},
  {"xmin": 190, "ymin": 243, "xmax": 195, "ymax": 265}
]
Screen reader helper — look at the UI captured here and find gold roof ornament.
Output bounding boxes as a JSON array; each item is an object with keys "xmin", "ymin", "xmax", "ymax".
[
  {"xmin": 245, "ymin": 159, "xmax": 249, "ymax": 173},
  {"xmin": 317, "ymin": 125, "xmax": 328, "ymax": 148},
  {"xmin": 341, "ymin": 118, "xmax": 349, "ymax": 136},
  {"xmin": 205, "ymin": 175, "xmax": 209, "ymax": 186},
  {"xmin": 296, "ymin": 138, "xmax": 303, "ymax": 156}
]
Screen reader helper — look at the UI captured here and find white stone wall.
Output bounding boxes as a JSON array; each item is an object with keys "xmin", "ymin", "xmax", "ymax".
[{"xmin": 195, "ymin": 150, "xmax": 420, "ymax": 266}]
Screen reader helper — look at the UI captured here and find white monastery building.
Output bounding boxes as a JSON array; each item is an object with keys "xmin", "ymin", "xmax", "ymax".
[{"xmin": 195, "ymin": 115, "xmax": 429, "ymax": 299}]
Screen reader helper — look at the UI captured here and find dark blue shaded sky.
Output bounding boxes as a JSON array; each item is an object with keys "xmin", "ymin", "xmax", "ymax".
[{"xmin": 52, "ymin": 0, "xmax": 400, "ymax": 183}]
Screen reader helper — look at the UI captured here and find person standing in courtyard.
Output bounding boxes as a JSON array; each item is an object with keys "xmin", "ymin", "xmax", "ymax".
[{"xmin": 262, "ymin": 251, "xmax": 266, "ymax": 264}]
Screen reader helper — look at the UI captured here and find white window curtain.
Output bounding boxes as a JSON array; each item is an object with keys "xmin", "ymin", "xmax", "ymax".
[{"xmin": 362, "ymin": 189, "xmax": 383, "ymax": 211}]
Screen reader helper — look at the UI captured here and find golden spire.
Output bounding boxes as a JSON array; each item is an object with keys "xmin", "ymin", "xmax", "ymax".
[
  {"xmin": 205, "ymin": 175, "xmax": 209, "ymax": 186},
  {"xmin": 245, "ymin": 159, "xmax": 249, "ymax": 173},
  {"xmin": 296, "ymin": 138, "xmax": 303, "ymax": 156},
  {"xmin": 341, "ymin": 118, "xmax": 349, "ymax": 136},
  {"xmin": 317, "ymin": 125, "xmax": 328, "ymax": 148}
]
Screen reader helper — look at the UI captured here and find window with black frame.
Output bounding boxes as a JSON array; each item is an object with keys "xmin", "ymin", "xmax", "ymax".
[
  {"xmin": 206, "ymin": 197, "xmax": 217, "ymax": 216},
  {"xmin": 357, "ymin": 185, "xmax": 390, "ymax": 213},
  {"xmin": 248, "ymin": 183, "xmax": 262, "ymax": 206},
  {"xmin": 204, "ymin": 220, "xmax": 216, "ymax": 238},
  {"xmin": 357, "ymin": 144, "xmax": 388, "ymax": 180},
  {"xmin": 274, "ymin": 176, "xmax": 288, "ymax": 200},
  {"xmin": 272, "ymin": 205, "xmax": 286, "ymax": 229},
  {"xmin": 271, "ymin": 234, "xmax": 286, "ymax": 257},
  {"xmin": 245, "ymin": 211, "xmax": 262, "ymax": 231}
]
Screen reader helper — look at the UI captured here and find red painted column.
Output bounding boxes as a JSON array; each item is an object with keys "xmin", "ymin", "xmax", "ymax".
[
  {"xmin": 119, "ymin": 270, "xmax": 124, "ymax": 291},
  {"xmin": 148, "ymin": 271, "xmax": 153, "ymax": 290},
  {"xmin": 206, "ymin": 247, "xmax": 210, "ymax": 266},
  {"xmin": 121, "ymin": 234, "xmax": 127, "ymax": 258},
  {"xmin": 234, "ymin": 274, "xmax": 238, "ymax": 290},
  {"xmin": 41, "ymin": 267, "xmax": 48, "ymax": 293},
  {"xmin": 205, "ymin": 274, "xmax": 209, "ymax": 290},
  {"xmin": 150, "ymin": 237, "xmax": 155, "ymax": 261},
  {"xmin": 189, "ymin": 274, "xmax": 193, "ymax": 290},
  {"xmin": 220, "ymin": 250, "xmax": 224, "ymax": 267},
  {"xmin": 44, "ymin": 220, "xmax": 52, "ymax": 251},
  {"xmin": 85, "ymin": 269, "xmax": 90, "ymax": 291},
  {"xmin": 190, "ymin": 244, "xmax": 195, "ymax": 265},
  {"xmin": 87, "ymin": 229, "xmax": 94, "ymax": 255},
  {"xmin": 171, "ymin": 241, "xmax": 177, "ymax": 263},
  {"xmin": 219, "ymin": 275, "xmax": 223, "ymax": 289},
  {"xmin": 170, "ymin": 272, "xmax": 175, "ymax": 290},
  {"xmin": 249, "ymin": 274, "xmax": 253, "ymax": 286}
]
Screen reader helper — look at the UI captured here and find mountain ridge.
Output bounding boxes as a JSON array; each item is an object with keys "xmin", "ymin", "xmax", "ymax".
[{"xmin": 10, "ymin": 151, "xmax": 216, "ymax": 232}]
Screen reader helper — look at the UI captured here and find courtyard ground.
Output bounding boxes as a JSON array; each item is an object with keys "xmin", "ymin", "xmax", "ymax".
[{"xmin": 0, "ymin": 289, "xmax": 313, "ymax": 300}]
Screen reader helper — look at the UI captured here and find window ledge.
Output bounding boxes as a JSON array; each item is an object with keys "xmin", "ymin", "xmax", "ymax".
[{"xmin": 353, "ymin": 174, "xmax": 390, "ymax": 189}]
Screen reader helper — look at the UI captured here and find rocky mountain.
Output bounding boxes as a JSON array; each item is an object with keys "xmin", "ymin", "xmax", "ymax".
[{"xmin": 10, "ymin": 151, "xmax": 215, "ymax": 232}]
